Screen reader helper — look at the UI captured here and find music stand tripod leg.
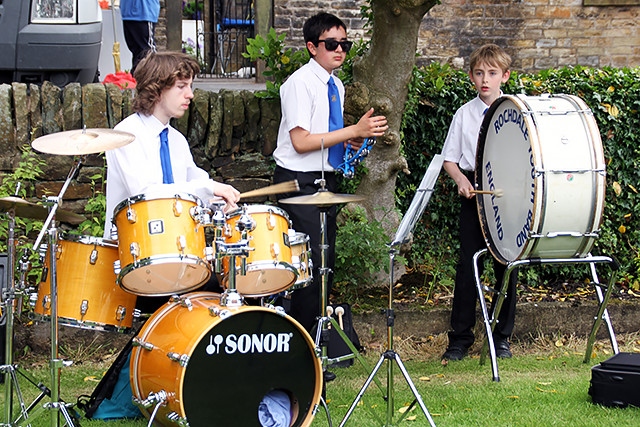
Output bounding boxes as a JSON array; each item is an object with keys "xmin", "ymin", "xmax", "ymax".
[{"xmin": 339, "ymin": 248, "xmax": 436, "ymax": 427}]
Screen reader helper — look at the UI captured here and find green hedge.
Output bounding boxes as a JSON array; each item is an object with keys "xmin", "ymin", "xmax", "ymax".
[{"xmin": 400, "ymin": 64, "xmax": 640, "ymax": 289}]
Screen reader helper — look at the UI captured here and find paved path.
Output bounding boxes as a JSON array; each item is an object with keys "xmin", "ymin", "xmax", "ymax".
[{"xmin": 192, "ymin": 77, "xmax": 266, "ymax": 92}]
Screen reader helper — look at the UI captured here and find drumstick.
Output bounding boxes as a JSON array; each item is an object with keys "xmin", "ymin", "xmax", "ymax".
[
  {"xmin": 326, "ymin": 306, "xmax": 334, "ymax": 329},
  {"xmin": 238, "ymin": 180, "xmax": 300, "ymax": 200},
  {"xmin": 335, "ymin": 306, "xmax": 345, "ymax": 330},
  {"xmin": 470, "ymin": 189, "xmax": 504, "ymax": 198}
]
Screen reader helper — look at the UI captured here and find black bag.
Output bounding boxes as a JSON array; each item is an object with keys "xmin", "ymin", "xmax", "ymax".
[
  {"xmin": 324, "ymin": 303, "xmax": 362, "ymax": 368},
  {"xmin": 589, "ymin": 352, "xmax": 640, "ymax": 408}
]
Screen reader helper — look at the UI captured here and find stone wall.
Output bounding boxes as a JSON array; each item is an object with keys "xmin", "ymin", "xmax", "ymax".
[
  {"xmin": 271, "ymin": 0, "xmax": 640, "ymax": 72},
  {"xmin": 0, "ymin": 82, "xmax": 281, "ymax": 218}
]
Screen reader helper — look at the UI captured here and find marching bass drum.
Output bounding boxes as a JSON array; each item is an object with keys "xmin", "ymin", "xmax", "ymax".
[
  {"xmin": 130, "ymin": 292, "xmax": 322, "ymax": 427},
  {"xmin": 476, "ymin": 94, "xmax": 606, "ymax": 264}
]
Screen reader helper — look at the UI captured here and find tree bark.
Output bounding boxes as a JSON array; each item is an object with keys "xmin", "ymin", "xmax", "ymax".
[{"xmin": 345, "ymin": 0, "xmax": 438, "ymax": 234}]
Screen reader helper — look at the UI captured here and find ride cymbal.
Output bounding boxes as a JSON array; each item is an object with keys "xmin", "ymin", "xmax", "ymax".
[
  {"xmin": 32, "ymin": 128, "xmax": 135, "ymax": 155},
  {"xmin": 279, "ymin": 190, "xmax": 365, "ymax": 206},
  {"xmin": 0, "ymin": 196, "xmax": 86, "ymax": 224}
]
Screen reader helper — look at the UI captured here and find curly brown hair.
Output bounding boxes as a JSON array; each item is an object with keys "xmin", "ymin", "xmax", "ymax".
[{"xmin": 132, "ymin": 51, "xmax": 200, "ymax": 115}]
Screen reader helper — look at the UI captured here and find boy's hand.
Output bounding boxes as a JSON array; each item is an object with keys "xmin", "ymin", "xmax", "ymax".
[{"xmin": 357, "ymin": 108, "xmax": 388, "ymax": 138}]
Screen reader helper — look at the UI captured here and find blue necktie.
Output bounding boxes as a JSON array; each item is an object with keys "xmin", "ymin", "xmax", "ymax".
[
  {"xmin": 159, "ymin": 128, "xmax": 174, "ymax": 184},
  {"xmin": 327, "ymin": 76, "xmax": 345, "ymax": 168}
]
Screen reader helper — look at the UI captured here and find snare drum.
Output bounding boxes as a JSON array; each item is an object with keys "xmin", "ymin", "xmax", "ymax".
[
  {"xmin": 289, "ymin": 231, "xmax": 313, "ymax": 291},
  {"xmin": 476, "ymin": 94, "xmax": 606, "ymax": 263},
  {"xmin": 222, "ymin": 205, "xmax": 297, "ymax": 297},
  {"xmin": 113, "ymin": 193, "xmax": 212, "ymax": 296},
  {"xmin": 130, "ymin": 292, "xmax": 322, "ymax": 427},
  {"xmin": 34, "ymin": 234, "xmax": 137, "ymax": 332}
]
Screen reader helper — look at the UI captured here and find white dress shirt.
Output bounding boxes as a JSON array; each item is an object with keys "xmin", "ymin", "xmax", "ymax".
[
  {"xmin": 273, "ymin": 58, "xmax": 345, "ymax": 172},
  {"xmin": 441, "ymin": 95, "xmax": 493, "ymax": 172},
  {"xmin": 104, "ymin": 113, "xmax": 216, "ymax": 238}
]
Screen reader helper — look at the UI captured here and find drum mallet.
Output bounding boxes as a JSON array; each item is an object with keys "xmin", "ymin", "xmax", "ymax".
[
  {"xmin": 326, "ymin": 305, "xmax": 334, "ymax": 329},
  {"xmin": 335, "ymin": 306, "xmax": 345, "ymax": 330},
  {"xmin": 470, "ymin": 188, "xmax": 504, "ymax": 198}
]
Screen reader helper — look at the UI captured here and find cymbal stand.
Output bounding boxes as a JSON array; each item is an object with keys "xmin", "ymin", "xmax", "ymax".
[
  {"xmin": 1, "ymin": 208, "xmax": 54, "ymax": 426},
  {"xmin": 339, "ymin": 154, "xmax": 443, "ymax": 427},
  {"xmin": 28, "ymin": 159, "xmax": 85, "ymax": 427}
]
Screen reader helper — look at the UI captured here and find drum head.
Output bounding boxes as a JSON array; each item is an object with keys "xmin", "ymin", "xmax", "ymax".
[
  {"xmin": 182, "ymin": 307, "xmax": 321, "ymax": 426},
  {"xmin": 476, "ymin": 94, "xmax": 605, "ymax": 263}
]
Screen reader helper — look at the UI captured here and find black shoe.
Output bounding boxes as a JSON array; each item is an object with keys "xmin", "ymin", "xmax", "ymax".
[
  {"xmin": 323, "ymin": 370, "xmax": 336, "ymax": 382},
  {"xmin": 494, "ymin": 338, "xmax": 512, "ymax": 359},
  {"xmin": 442, "ymin": 346, "xmax": 468, "ymax": 361}
]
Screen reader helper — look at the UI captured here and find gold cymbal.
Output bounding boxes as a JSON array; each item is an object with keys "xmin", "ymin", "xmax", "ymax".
[
  {"xmin": 0, "ymin": 196, "xmax": 86, "ymax": 224},
  {"xmin": 279, "ymin": 190, "xmax": 365, "ymax": 206},
  {"xmin": 32, "ymin": 128, "xmax": 135, "ymax": 155}
]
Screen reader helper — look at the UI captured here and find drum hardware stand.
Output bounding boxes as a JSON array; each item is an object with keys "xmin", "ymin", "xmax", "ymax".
[
  {"xmin": 309, "ymin": 189, "xmax": 383, "ymax": 384},
  {"xmin": 338, "ymin": 155, "xmax": 442, "ymax": 427},
  {"xmin": 474, "ymin": 249, "xmax": 620, "ymax": 382},
  {"xmin": 27, "ymin": 160, "xmax": 86, "ymax": 427},
  {"xmin": 2, "ymin": 207, "xmax": 55, "ymax": 427},
  {"xmin": 212, "ymin": 203, "xmax": 254, "ymax": 307}
]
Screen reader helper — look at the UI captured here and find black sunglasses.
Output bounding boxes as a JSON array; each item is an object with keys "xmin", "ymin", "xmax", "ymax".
[{"xmin": 317, "ymin": 39, "xmax": 353, "ymax": 53}]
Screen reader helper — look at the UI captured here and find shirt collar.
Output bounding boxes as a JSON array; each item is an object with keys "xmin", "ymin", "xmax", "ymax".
[
  {"xmin": 138, "ymin": 113, "xmax": 168, "ymax": 137},
  {"xmin": 308, "ymin": 58, "xmax": 334, "ymax": 85}
]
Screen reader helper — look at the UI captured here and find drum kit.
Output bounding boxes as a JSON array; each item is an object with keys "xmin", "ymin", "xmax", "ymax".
[{"xmin": 0, "ymin": 128, "xmax": 380, "ymax": 427}]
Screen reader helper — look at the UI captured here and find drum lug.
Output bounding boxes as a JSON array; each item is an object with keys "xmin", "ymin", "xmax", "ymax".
[
  {"xmin": 172, "ymin": 294, "xmax": 194, "ymax": 311},
  {"xmin": 89, "ymin": 247, "xmax": 98, "ymax": 265},
  {"xmin": 132, "ymin": 337, "xmax": 155, "ymax": 351},
  {"xmin": 267, "ymin": 210, "xmax": 276, "ymax": 230},
  {"xmin": 133, "ymin": 390, "xmax": 167, "ymax": 409},
  {"xmin": 113, "ymin": 259, "xmax": 121, "ymax": 275},
  {"xmin": 173, "ymin": 199, "xmax": 183, "ymax": 217},
  {"xmin": 126, "ymin": 206, "xmax": 137, "ymax": 224},
  {"xmin": 270, "ymin": 242, "xmax": 281, "ymax": 260},
  {"xmin": 129, "ymin": 242, "xmax": 140, "ymax": 261},
  {"xmin": 166, "ymin": 412, "xmax": 188, "ymax": 426},
  {"xmin": 176, "ymin": 235, "xmax": 187, "ymax": 253},
  {"xmin": 115, "ymin": 305, "xmax": 127, "ymax": 322},
  {"xmin": 167, "ymin": 352, "xmax": 190, "ymax": 367},
  {"xmin": 42, "ymin": 295, "xmax": 51, "ymax": 311},
  {"xmin": 203, "ymin": 245, "xmax": 215, "ymax": 262},
  {"xmin": 80, "ymin": 299, "xmax": 88, "ymax": 317}
]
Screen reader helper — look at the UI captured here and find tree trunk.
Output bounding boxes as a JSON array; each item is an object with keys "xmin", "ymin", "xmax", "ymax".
[{"xmin": 345, "ymin": 0, "xmax": 438, "ymax": 233}]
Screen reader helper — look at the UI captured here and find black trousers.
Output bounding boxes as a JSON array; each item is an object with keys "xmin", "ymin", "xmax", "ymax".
[
  {"xmin": 122, "ymin": 20, "xmax": 156, "ymax": 74},
  {"xmin": 274, "ymin": 166, "xmax": 337, "ymax": 333},
  {"xmin": 448, "ymin": 195, "xmax": 517, "ymax": 349}
]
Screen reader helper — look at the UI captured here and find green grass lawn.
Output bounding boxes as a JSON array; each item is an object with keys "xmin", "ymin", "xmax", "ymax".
[{"xmin": 2, "ymin": 345, "xmax": 639, "ymax": 427}]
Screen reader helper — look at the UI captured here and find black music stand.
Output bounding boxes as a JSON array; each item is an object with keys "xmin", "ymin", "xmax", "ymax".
[{"xmin": 338, "ymin": 154, "xmax": 443, "ymax": 427}]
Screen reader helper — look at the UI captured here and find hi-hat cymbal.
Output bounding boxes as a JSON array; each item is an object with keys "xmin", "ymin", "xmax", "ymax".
[
  {"xmin": 0, "ymin": 196, "xmax": 86, "ymax": 224},
  {"xmin": 32, "ymin": 128, "xmax": 135, "ymax": 155},
  {"xmin": 279, "ymin": 190, "xmax": 365, "ymax": 206}
]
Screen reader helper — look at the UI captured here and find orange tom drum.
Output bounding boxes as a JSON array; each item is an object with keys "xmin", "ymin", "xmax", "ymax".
[
  {"xmin": 288, "ymin": 231, "xmax": 313, "ymax": 292},
  {"xmin": 221, "ymin": 205, "xmax": 297, "ymax": 297},
  {"xmin": 34, "ymin": 234, "xmax": 136, "ymax": 332},
  {"xmin": 112, "ymin": 193, "xmax": 213, "ymax": 296},
  {"xmin": 130, "ymin": 292, "xmax": 322, "ymax": 427}
]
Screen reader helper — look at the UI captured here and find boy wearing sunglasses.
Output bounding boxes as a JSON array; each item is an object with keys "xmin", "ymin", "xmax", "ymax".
[{"xmin": 272, "ymin": 12, "xmax": 387, "ymax": 360}]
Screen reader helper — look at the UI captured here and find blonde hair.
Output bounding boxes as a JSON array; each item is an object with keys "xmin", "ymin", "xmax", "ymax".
[{"xmin": 469, "ymin": 44, "xmax": 512, "ymax": 73}]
